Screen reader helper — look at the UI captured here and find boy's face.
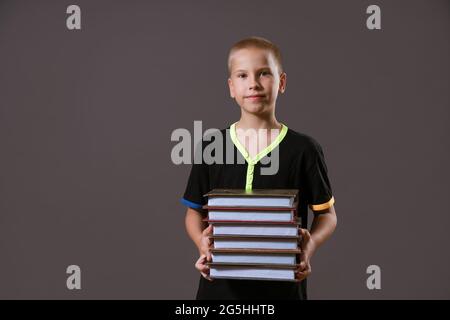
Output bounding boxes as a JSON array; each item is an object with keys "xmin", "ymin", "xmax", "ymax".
[{"xmin": 228, "ymin": 47, "xmax": 286, "ymax": 116}]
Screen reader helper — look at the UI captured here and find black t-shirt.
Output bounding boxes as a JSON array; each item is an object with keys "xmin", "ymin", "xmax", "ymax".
[{"xmin": 181, "ymin": 123, "xmax": 335, "ymax": 300}]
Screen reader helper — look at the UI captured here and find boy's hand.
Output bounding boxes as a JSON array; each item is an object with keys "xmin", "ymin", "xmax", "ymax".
[
  {"xmin": 195, "ymin": 224, "xmax": 214, "ymax": 281},
  {"xmin": 195, "ymin": 254, "xmax": 213, "ymax": 281},
  {"xmin": 199, "ymin": 224, "xmax": 213, "ymax": 260},
  {"xmin": 295, "ymin": 228, "xmax": 316, "ymax": 282}
]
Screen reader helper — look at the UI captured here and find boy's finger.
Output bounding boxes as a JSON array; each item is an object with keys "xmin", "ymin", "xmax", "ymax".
[
  {"xmin": 196, "ymin": 263, "xmax": 210, "ymax": 273},
  {"xmin": 195, "ymin": 258, "xmax": 209, "ymax": 268},
  {"xmin": 205, "ymin": 275, "xmax": 214, "ymax": 282},
  {"xmin": 195, "ymin": 255, "xmax": 208, "ymax": 268},
  {"xmin": 295, "ymin": 268, "xmax": 306, "ymax": 274},
  {"xmin": 295, "ymin": 277, "xmax": 306, "ymax": 282},
  {"xmin": 203, "ymin": 224, "xmax": 213, "ymax": 235},
  {"xmin": 295, "ymin": 273, "xmax": 306, "ymax": 281},
  {"xmin": 198, "ymin": 264, "xmax": 210, "ymax": 272},
  {"xmin": 300, "ymin": 228, "xmax": 311, "ymax": 242},
  {"xmin": 294, "ymin": 273, "xmax": 301, "ymax": 279},
  {"xmin": 298, "ymin": 261, "xmax": 306, "ymax": 271},
  {"xmin": 295, "ymin": 268, "xmax": 310, "ymax": 277},
  {"xmin": 196, "ymin": 254, "xmax": 212, "ymax": 266},
  {"xmin": 200, "ymin": 271, "xmax": 213, "ymax": 281},
  {"xmin": 196, "ymin": 255, "xmax": 206, "ymax": 264}
]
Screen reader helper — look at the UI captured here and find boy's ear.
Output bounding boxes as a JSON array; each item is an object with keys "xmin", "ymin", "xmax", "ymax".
[
  {"xmin": 228, "ymin": 78, "xmax": 235, "ymax": 98},
  {"xmin": 279, "ymin": 72, "xmax": 287, "ymax": 93}
]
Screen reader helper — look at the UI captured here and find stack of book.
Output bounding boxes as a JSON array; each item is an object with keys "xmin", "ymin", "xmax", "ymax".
[{"xmin": 203, "ymin": 189, "xmax": 301, "ymax": 281}]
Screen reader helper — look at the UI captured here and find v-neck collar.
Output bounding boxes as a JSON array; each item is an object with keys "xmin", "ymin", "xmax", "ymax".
[{"xmin": 229, "ymin": 122, "xmax": 288, "ymax": 165}]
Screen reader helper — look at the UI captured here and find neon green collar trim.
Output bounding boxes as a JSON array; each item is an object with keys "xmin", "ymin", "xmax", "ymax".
[{"xmin": 229, "ymin": 122, "xmax": 288, "ymax": 165}]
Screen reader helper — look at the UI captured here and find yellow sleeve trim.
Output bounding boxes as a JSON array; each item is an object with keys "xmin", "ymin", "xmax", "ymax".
[{"xmin": 309, "ymin": 196, "xmax": 335, "ymax": 211}]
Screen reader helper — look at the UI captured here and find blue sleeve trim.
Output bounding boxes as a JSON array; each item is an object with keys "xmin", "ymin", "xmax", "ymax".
[{"xmin": 180, "ymin": 198, "xmax": 203, "ymax": 209}]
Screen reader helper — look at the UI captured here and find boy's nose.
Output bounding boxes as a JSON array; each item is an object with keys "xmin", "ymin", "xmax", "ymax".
[{"xmin": 249, "ymin": 76, "xmax": 261, "ymax": 90}]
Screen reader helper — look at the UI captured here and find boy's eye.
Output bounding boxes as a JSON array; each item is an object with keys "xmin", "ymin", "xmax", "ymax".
[
  {"xmin": 238, "ymin": 74, "xmax": 247, "ymax": 78},
  {"xmin": 261, "ymin": 71, "xmax": 271, "ymax": 76}
]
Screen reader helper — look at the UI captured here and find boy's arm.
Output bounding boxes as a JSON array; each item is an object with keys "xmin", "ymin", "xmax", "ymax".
[
  {"xmin": 185, "ymin": 207, "xmax": 213, "ymax": 281},
  {"xmin": 308, "ymin": 205, "xmax": 338, "ymax": 254},
  {"xmin": 296, "ymin": 205, "xmax": 337, "ymax": 281},
  {"xmin": 184, "ymin": 207, "xmax": 211, "ymax": 257}
]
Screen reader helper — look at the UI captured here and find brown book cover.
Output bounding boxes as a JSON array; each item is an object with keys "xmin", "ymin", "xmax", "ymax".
[
  {"xmin": 211, "ymin": 248, "xmax": 301, "ymax": 254},
  {"xmin": 202, "ymin": 204, "xmax": 298, "ymax": 211},
  {"xmin": 204, "ymin": 218, "xmax": 301, "ymax": 225},
  {"xmin": 207, "ymin": 262, "xmax": 300, "ymax": 269},
  {"xmin": 204, "ymin": 188, "xmax": 299, "ymax": 198},
  {"xmin": 209, "ymin": 234, "xmax": 301, "ymax": 240}
]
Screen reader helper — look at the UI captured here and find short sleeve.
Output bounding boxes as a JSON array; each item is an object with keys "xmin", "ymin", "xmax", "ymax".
[
  {"xmin": 302, "ymin": 139, "xmax": 335, "ymax": 213},
  {"xmin": 180, "ymin": 140, "xmax": 210, "ymax": 214}
]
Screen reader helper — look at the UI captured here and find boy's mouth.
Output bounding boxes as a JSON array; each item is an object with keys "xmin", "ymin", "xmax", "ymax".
[{"xmin": 245, "ymin": 94, "xmax": 266, "ymax": 100}]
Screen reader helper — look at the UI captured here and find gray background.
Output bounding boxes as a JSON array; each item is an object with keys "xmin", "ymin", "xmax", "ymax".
[{"xmin": 0, "ymin": 0, "xmax": 448, "ymax": 299}]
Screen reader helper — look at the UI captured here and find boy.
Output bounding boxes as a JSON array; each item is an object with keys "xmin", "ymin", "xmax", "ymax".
[{"xmin": 181, "ymin": 37, "xmax": 337, "ymax": 300}]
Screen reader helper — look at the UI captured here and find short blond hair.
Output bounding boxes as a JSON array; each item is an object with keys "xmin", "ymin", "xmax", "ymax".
[{"xmin": 227, "ymin": 36, "xmax": 283, "ymax": 75}]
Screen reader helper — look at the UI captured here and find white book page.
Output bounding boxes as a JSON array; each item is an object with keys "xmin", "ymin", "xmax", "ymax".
[
  {"xmin": 209, "ymin": 211, "xmax": 292, "ymax": 222},
  {"xmin": 208, "ymin": 197, "xmax": 294, "ymax": 207},
  {"xmin": 213, "ymin": 224, "xmax": 298, "ymax": 236},
  {"xmin": 211, "ymin": 253, "xmax": 296, "ymax": 265},
  {"xmin": 210, "ymin": 267, "xmax": 295, "ymax": 280},
  {"xmin": 213, "ymin": 239, "xmax": 298, "ymax": 250}
]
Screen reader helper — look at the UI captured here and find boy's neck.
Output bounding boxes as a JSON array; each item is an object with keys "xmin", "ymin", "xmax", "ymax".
[{"xmin": 235, "ymin": 113, "xmax": 282, "ymax": 131}]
